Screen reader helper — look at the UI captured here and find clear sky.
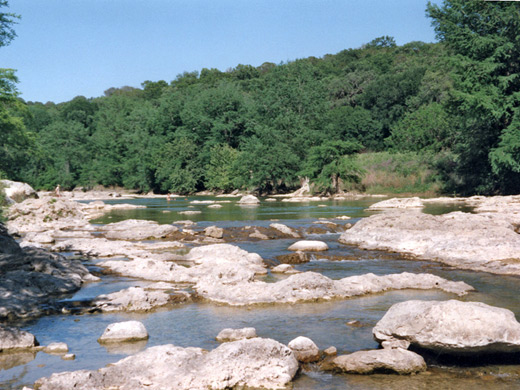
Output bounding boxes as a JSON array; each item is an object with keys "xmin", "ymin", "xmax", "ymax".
[{"xmin": 3, "ymin": 0, "xmax": 442, "ymax": 104}]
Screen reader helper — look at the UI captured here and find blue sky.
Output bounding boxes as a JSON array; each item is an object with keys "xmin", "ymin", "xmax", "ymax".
[{"xmin": 3, "ymin": 0, "xmax": 442, "ymax": 103}]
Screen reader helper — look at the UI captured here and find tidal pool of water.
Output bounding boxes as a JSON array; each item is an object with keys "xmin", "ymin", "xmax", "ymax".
[{"xmin": 2, "ymin": 196, "xmax": 520, "ymax": 389}]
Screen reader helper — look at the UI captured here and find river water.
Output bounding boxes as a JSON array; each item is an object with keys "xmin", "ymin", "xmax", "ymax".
[{"xmin": 2, "ymin": 196, "xmax": 520, "ymax": 389}]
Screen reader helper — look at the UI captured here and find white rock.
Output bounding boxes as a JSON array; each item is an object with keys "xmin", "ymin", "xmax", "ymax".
[
  {"xmin": 270, "ymin": 223, "xmax": 300, "ymax": 238},
  {"xmin": 288, "ymin": 336, "xmax": 320, "ymax": 363},
  {"xmin": 94, "ymin": 287, "xmax": 173, "ymax": 312},
  {"xmin": 339, "ymin": 210, "xmax": 520, "ymax": 275},
  {"xmin": 0, "ymin": 327, "xmax": 37, "ymax": 351},
  {"xmin": 1, "ymin": 180, "xmax": 37, "ymax": 203},
  {"xmin": 271, "ymin": 264, "xmax": 300, "ymax": 274},
  {"xmin": 368, "ymin": 197, "xmax": 424, "ymax": 210},
  {"xmin": 204, "ymin": 225, "xmax": 224, "ymax": 239},
  {"xmin": 333, "ymin": 348, "xmax": 426, "ymax": 374},
  {"xmin": 43, "ymin": 342, "xmax": 69, "ymax": 354},
  {"xmin": 288, "ymin": 240, "xmax": 329, "ymax": 251},
  {"xmin": 216, "ymin": 327, "xmax": 257, "ymax": 342},
  {"xmin": 100, "ymin": 219, "xmax": 178, "ymax": 240},
  {"xmin": 98, "ymin": 321, "xmax": 149, "ymax": 343},
  {"xmin": 374, "ymin": 300, "xmax": 520, "ymax": 355},
  {"xmin": 35, "ymin": 338, "xmax": 298, "ymax": 390},
  {"xmin": 238, "ymin": 195, "xmax": 260, "ymax": 204}
]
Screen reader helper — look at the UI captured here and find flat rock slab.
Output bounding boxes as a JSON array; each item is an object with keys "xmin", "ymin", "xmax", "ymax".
[
  {"xmin": 288, "ymin": 240, "xmax": 329, "ymax": 251},
  {"xmin": 195, "ymin": 271, "xmax": 473, "ymax": 306},
  {"xmin": 98, "ymin": 321, "xmax": 149, "ymax": 343},
  {"xmin": 34, "ymin": 338, "xmax": 298, "ymax": 390},
  {"xmin": 339, "ymin": 210, "xmax": 520, "ymax": 275},
  {"xmin": 333, "ymin": 348, "xmax": 426, "ymax": 374},
  {"xmin": 373, "ymin": 300, "xmax": 520, "ymax": 355},
  {"xmin": 100, "ymin": 219, "xmax": 178, "ymax": 240},
  {"xmin": 93, "ymin": 287, "xmax": 176, "ymax": 312},
  {"xmin": 368, "ymin": 197, "xmax": 424, "ymax": 210}
]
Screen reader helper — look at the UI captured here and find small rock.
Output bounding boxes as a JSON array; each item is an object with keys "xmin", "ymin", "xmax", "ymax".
[
  {"xmin": 216, "ymin": 328, "xmax": 257, "ymax": 342},
  {"xmin": 324, "ymin": 346, "xmax": 337, "ymax": 356},
  {"xmin": 98, "ymin": 321, "xmax": 149, "ymax": 343},
  {"xmin": 249, "ymin": 229, "xmax": 269, "ymax": 240},
  {"xmin": 0, "ymin": 327, "xmax": 38, "ymax": 351},
  {"xmin": 276, "ymin": 251, "xmax": 309, "ymax": 264},
  {"xmin": 238, "ymin": 195, "xmax": 260, "ymax": 205},
  {"xmin": 204, "ymin": 226, "xmax": 224, "ymax": 239},
  {"xmin": 271, "ymin": 264, "xmax": 300, "ymax": 274},
  {"xmin": 43, "ymin": 342, "xmax": 69, "ymax": 354},
  {"xmin": 288, "ymin": 240, "xmax": 329, "ymax": 252},
  {"xmin": 288, "ymin": 336, "xmax": 320, "ymax": 363},
  {"xmin": 333, "ymin": 348, "xmax": 426, "ymax": 375},
  {"xmin": 61, "ymin": 353, "xmax": 75, "ymax": 360}
]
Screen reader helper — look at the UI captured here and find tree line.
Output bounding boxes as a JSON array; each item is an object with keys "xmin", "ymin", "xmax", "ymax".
[{"xmin": 2, "ymin": 0, "xmax": 520, "ymax": 196}]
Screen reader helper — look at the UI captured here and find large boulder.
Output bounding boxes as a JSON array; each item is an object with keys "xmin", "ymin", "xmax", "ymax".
[
  {"xmin": 332, "ymin": 348, "xmax": 426, "ymax": 375},
  {"xmin": 1, "ymin": 180, "xmax": 37, "ymax": 203},
  {"xmin": 339, "ymin": 210, "xmax": 520, "ymax": 275},
  {"xmin": 98, "ymin": 321, "xmax": 149, "ymax": 343},
  {"xmin": 373, "ymin": 300, "xmax": 520, "ymax": 355},
  {"xmin": 34, "ymin": 338, "xmax": 298, "ymax": 390}
]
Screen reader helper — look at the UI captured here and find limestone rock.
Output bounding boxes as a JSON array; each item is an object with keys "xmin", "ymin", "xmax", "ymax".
[
  {"xmin": 216, "ymin": 327, "xmax": 257, "ymax": 342},
  {"xmin": 288, "ymin": 336, "xmax": 320, "ymax": 363},
  {"xmin": 93, "ymin": 287, "xmax": 174, "ymax": 312},
  {"xmin": 333, "ymin": 348, "xmax": 426, "ymax": 374},
  {"xmin": 0, "ymin": 326, "xmax": 37, "ymax": 351},
  {"xmin": 1, "ymin": 180, "xmax": 37, "ymax": 203},
  {"xmin": 339, "ymin": 210, "xmax": 520, "ymax": 275},
  {"xmin": 100, "ymin": 219, "xmax": 178, "ymax": 240},
  {"xmin": 35, "ymin": 338, "xmax": 298, "ymax": 390},
  {"xmin": 288, "ymin": 240, "xmax": 329, "ymax": 251},
  {"xmin": 98, "ymin": 321, "xmax": 149, "ymax": 343},
  {"xmin": 43, "ymin": 342, "xmax": 68, "ymax": 354},
  {"xmin": 270, "ymin": 223, "xmax": 300, "ymax": 238},
  {"xmin": 276, "ymin": 251, "xmax": 310, "ymax": 264},
  {"xmin": 374, "ymin": 300, "xmax": 520, "ymax": 355},
  {"xmin": 324, "ymin": 346, "xmax": 337, "ymax": 356},
  {"xmin": 271, "ymin": 264, "xmax": 300, "ymax": 274},
  {"xmin": 204, "ymin": 225, "xmax": 224, "ymax": 239},
  {"xmin": 238, "ymin": 195, "xmax": 260, "ymax": 205},
  {"xmin": 195, "ymin": 271, "xmax": 472, "ymax": 306},
  {"xmin": 368, "ymin": 197, "xmax": 424, "ymax": 210}
]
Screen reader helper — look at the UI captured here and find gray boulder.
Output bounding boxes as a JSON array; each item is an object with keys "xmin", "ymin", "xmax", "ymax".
[
  {"xmin": 238, "ymin": 195, "xmax": 260, "ymax": 205},
  {"xmin": 0, "ymin": 326, "xmax": 38, "ymax": 351},
  {"xmin": 374, "ymin": 300, "xmax": 520, "ymax": 355},
  {"xmin": 288, "ymin": 336, "xmax": 320, "ymax": 363},
  {"xmin": 333, "ymin": 348, "xmax": 426, "ymax": 374}
]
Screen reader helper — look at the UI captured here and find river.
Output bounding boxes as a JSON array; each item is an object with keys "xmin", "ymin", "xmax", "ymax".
[{"xmin": 2, "ymin": 196, "xmax": 520, "ymax": 389}]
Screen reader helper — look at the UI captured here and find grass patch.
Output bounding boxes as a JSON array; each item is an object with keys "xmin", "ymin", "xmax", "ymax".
[{"xmin": 355, "ymin": 151, "xmax": 443, "ymax": 196}]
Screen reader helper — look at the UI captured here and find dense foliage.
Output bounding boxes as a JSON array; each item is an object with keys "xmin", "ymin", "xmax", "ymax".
[{"xmin": 3, "ymin": 0, "xmax": 520, "ymax": 196}]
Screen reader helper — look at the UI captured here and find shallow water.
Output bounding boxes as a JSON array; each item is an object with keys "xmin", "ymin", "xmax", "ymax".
[{"xmin": 3, "ymin": 197, "xmax": 520, "ymax": 389}]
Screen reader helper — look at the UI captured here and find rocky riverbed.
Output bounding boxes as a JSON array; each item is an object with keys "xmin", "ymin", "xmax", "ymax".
[{"xmin": 4, "ymin": 184, "xmax": 520, "ymax": 389}]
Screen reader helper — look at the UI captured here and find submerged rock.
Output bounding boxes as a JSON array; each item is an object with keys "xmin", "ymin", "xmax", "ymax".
[
  {"xmin": 34, "ymin": 338, "xmax": 298, "ymax": 390},
  {"xmin": 276, "ymin": 251, "xmax": 310, "ymax": 264},
  {"xmin": 43, "ymin": 342, "xmax": 69, "ymax": 354},
  {"xmin": 216, "ymin": 327, "xmax": 257, "ymax": 342},
  {"xmin": 374, "ymin": 300, "xmax": 520, "ymax": 355},
  {"xmin": 98, "ymin": 321, "xmax": 149, "ymax": 343},
  {"xmin": 339, "ymin": 210, "xmax": 520, "ymax": 275},
  {"xmin": 332, "ymin": 348, "xmax": 426, "ymax": 375}
]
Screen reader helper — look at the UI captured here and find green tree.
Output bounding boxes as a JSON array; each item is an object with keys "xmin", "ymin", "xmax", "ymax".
[
  {"xmin": 301, "ymin": 140, "xmax": 362, "ymax": 194},
  {"xmin": 204, "ymin": 144, "xmax": 240, "ymax": 192}
]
